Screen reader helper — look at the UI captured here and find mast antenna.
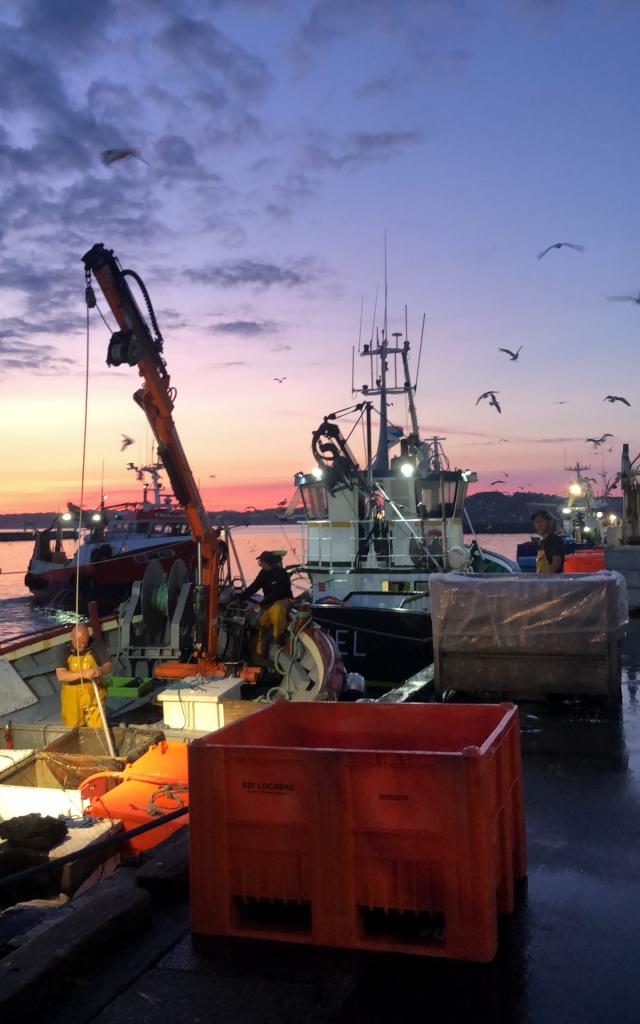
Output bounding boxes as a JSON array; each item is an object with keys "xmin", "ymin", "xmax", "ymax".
[
  {"xmin": 415, "ymin": 313, "xmax": 426, "ymax": 390},
  {"xmin": 357, "ymin": 293, "xmax": 364, "ymax": 354}
]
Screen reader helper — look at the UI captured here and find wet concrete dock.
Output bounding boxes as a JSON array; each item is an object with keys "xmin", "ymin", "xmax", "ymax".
[{"xmin": 4, "ymin": 643, "xmax": 640, "ymax": 1022}]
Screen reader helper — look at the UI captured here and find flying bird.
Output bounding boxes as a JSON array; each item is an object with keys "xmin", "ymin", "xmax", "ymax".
[
  {"xmin": 498, "ymin": 438, "xmax": 510, "ymax": 443},
  {"xmin": 536, "ymin": 242, "xmax": 586, "ymax": 260},
  {"xmin": 101, "ymin": 148, "xmax": 149, "ymax": 166},
  {"xmin": 277, "ymin": 499, "xmax": 288, "ymax": 507},
  {"xmin": 273, "ymin": 377, "xmax": 287, "ymax": 383},
  {"xmin": 553, "ymin": 400, "xmax": 568, "ymax": 405},
  {"xmin": 476, "ymin": 390, "xmax": 499, "ymax": 406},
  {"xmin": 604, "ymin": 395, "xmax": 631, "ymax": 406},
  {"xmin": 489, "ymin": 394, "xmax": 502, "ymax": 414},
  {"xmin": 586, "ymin": 434, "xmax": 613, "ymax": 447},
  {"xmin": 245, "ymin": 505, "xmax": 258, "ymax": 512},
  {"xmin": 607, "ymin": 293, "xmax": 640, "ymax": 305},
  {"xmin": 502, "ymin": 471, "xmax": 510, "ymax": 477},
  {"xmin": 490, "ymin": 480, "xmax": 506, "ymax": 486},
  {"xmin": 120, "ymin": 434, "xmax": 135, "ymax": 451},
  {"xmin": 499, "ymin": 346, "xmax": 523, "ymax": 361},
  {"xmin": 208, "ymin": 474, "xmax": 216, "ymax": 478}
]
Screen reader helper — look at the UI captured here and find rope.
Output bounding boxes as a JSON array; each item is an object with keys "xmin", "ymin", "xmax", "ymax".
[{"xmin": 74, "ymin": 304, "xmax": 91, "ymax": 623}]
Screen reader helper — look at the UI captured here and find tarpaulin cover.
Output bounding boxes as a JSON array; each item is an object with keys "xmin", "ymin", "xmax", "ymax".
[{"xmin": 429, "ymin": 571, "xmax": 628, "ymax": 654}]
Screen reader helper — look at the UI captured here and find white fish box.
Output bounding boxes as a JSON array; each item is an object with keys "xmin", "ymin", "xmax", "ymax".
[{"xmin": 157, "ymin": 677, "xmax": 245, "ymax": 731}]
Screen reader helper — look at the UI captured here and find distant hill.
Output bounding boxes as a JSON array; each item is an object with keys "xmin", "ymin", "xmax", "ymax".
[{"xmin": 0, "ymin": 491, "xmax": 623, "ymax": 533}]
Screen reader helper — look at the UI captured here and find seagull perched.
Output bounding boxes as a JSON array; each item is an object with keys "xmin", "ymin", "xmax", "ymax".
[
  {"xmin": 536, "ymin": 242, "xmax": 585, "ymax": 260},
  {"xmin": 120, "ymin": 434, "xmax": 135, "ymax": 451},
  {"xmin": 101, "ymin": 148, "xmax": 149, "ymax": 166},
  {"xmin": 607, "ymin": 292, "xmax": 640, "ymax": 305},
  {"xmin": 604, "ymin": 395, "xmax": 631, "ymax": 406},
  {"xmin": 490, "ymin": 479, "xmax": 506, "ymax": 486},
  {"xmin": 586, "ymin": 433, "xmax": 613, "ymax": 447},
  {"xmin": 499, "ymin": 346, "xmax": 523, "ymax": 361},
  {"xmin": 273, "ymin": 377, "xmax": 287, "ymax": 383}
]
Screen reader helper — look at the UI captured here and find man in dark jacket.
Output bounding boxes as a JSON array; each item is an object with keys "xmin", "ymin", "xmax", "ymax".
[
  {"xmin": 236, "ymin": 551, "xmax": 293, "ymax": 653},
  {"xmin": 531, "ymin": 510, "xmax": 565, "ymax": 573}
]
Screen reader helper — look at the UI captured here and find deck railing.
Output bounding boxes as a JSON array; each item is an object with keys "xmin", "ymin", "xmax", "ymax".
[{"xmin": 298, "ymin": 518, "xmax": 446, "ymax": 571}]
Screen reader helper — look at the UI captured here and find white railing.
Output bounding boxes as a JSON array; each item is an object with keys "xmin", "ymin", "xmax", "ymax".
[{"xmin": 298, "ymin": 519, "xmax": 445, "ymax": 571}]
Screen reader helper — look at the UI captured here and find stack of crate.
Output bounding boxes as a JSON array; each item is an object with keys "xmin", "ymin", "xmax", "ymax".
[{"xmin": 189, "ymin": 701, "xmax": 526, "ymax": 962}]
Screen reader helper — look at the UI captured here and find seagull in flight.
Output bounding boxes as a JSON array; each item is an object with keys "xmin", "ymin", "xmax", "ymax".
[
  {"xmin": 277, "ymin": 499, "xmax": 288, "ymax": 507},
  {"xmin": 498, "ymin": 437, "xmax": 509, "ymax": 443},
  {"xmin": 476, "ymin": 390, "xmax": 501, "ymax": 413},
  {"xmin": 273, "ymin": 377, "xmax": 287, "ymax": 383},
  {"xmin": 499, "ymin": 346, "xmax": 523, "ymax": 361},
  {"xmin": 604, "ymin": 395, "xmax": 631, "ymax": 406},
  {"xmin": 553, "ymin": 400, "xmax": 568, "ymax": 405},
  {"xmin": 101, "ymin": 148, "xmax": 149, "ymax": 166},
  {"xmin": 536, "ymin": 242, "xmax": 585, "ymax": 260},
  {"xmin": 208, "ymin": 474, "xmax": 216, "ymax": 478},
  {"xmin": 120, "ymin": 434, "xmax": 135, "ymax": 451},
  {"xmin": 586, "ymin": 433, "xmax": 613, "ymax": 448},
  {"xmin": 245, "ymin": 505, "xmax": 258, "ymax": 512},
  {"xmin": 490, "ymin": 479, "xmax": 506, "ymax": 486},
  {"xmin": 607, "ymin": 292, "xmax": 640, "ymax": 305}
]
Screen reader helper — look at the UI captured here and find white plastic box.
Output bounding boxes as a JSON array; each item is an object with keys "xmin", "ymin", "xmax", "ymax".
[{"xmin": 156, "ymin": 677, "xmax": 245, "ymax": 731}]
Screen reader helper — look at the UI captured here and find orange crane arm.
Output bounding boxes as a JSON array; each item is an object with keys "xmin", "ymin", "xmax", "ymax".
[{"xmin": 81, "ymin": 243, "xmax": 219, "ymax": 656}]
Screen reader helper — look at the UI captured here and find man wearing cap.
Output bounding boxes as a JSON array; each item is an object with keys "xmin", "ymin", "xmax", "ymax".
[
  {"xmin": 235, "ymin": 551, "xmax": 294, "ymax": 653},
  {"xmin": 531, "ymin": 510, "xmax": 565, "ymax": 573}
]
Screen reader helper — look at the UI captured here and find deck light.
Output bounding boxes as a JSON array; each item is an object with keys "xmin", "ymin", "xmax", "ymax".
[
  {"xmin": 91, "ymin": 513, "xmax": 102, "ymax": 522},
  {"xmin": 61, "ymin": 512, "xmax": 72, "ymax": 522},
  {"xmin": 311, "ymin": 467, "xmax": 323, "ymax": 480},
  {"xmin": 562, "ymin": 507, "xmax": 572, "ymax": 514},
  {"xmin": 609, "ymin": 514, "xmax": 617, "ymax": 524},
  {"xmin": 400, "ymin": 463, "xmax": 415, "ymax": 478},
  {"xmin": 569, "ymin": 483, "xmax": 582, "ymax": 496},
  {"xmin": 583, "ymin": 526, "xmax": 591, "ymax": 533},
  {"xmin": 596, "ymin": 511, "xmax": 603, "ymax": 519}
]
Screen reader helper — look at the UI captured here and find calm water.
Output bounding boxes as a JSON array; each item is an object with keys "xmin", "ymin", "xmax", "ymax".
[{"xmin": 0, "ymin": 528, "xmax": 526, "ymax": 645}]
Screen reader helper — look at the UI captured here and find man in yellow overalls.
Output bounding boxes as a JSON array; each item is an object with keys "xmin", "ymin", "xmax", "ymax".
[
  {"xmin": 55, "ymin": 624, "xmax": 113, "ymax": 727},
  {"xmin": 531, "ymin": 510, "xmax": 565, "ymax": 573},
  {"xmin": 234, "ymin": 551, "xmax": 293, "ymax": 656}
]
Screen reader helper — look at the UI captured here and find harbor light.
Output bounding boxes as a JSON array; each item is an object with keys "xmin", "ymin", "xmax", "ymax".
[
  {"xmin": 61, "ymin": 512, "xmax": 72, "ymax": 522},
  {"xmin": 583, "ymin": 526, "xmax": 591, "ymax": 533},
  {"xmin": 311, "ymin": 467, "xmax": 323, "ymax": 480},
  {"xmin": 569, "ymin": 483, "xmax": 582, "ymax": 496},
  {"xmin": 400, "ymin": 463, "xmax": 415, "ymax": 478},
  {"xmin": 596, "ymin": 511, "xmax": 603, "ymax": 519},
  {"xmin": 609, "ymin": 514, "xmax": 617, "ymax": 524},
  {"xmin": 91, "ymin": 513, "xmax": 102, "ymax": 522},
  {"xmin": 562, "ymin": 507, "xmax": 572, "ymax": 515}
]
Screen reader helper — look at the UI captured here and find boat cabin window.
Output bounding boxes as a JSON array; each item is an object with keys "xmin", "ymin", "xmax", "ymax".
[
  {"xmin": 136, "ymin": 522, "xmax": 150, "ymax": 534},
  {"xmin": 151, "ymin": 523, "xmax": 164, "ymax": 535},
  {"xmin": 417, "ymin": 473, "xmax": 463, "ymax": 519},
  {"xmin": 300, "ymin": 482, "xmax": 328, "ymax": 519}
]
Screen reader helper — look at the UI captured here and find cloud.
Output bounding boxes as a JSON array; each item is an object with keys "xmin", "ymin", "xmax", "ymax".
[
  {"xmin": 0, "ymin": 332, "xmax": 76, "ymax": 375},
  {"xmin": 21, "ymin": 0, "xmax": 116, "ymax": 51},
  {"xmin": 304, "ymin": 130, "xmax": 423, "ymax": 171},
  {"xmin": 210, "ymin": 360, "xmax": 250, "ymax": 368},
  {"xmin": 185, "ymin": 259, "xmax": 315, "ymax": 289},
  {"xmin": 154, "ymin": 17, "xmax": 271, "ymax": 96},
  {"xmin": 212, "ymin": 320, "xmax": 278, "ymax": 336}
]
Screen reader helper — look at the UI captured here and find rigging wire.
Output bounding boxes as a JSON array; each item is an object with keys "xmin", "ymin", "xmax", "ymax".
[{"xmin": 74, "ymin": 306, "xmax": 91, "ymax": 623}]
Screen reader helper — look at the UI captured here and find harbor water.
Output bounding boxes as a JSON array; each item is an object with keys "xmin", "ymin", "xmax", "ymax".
[{"xmin": 0, "ymin": 529, "xmax": 527, "ymax": 644}]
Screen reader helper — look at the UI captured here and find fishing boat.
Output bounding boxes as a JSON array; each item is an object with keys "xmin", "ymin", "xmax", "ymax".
[
  {"xmin": 284, "ymin": 316, "xmax": 516, "ymax": 682},
  {"xmin": 0, "ymin": 242, "xmax": 349, "ymax": 907},
  {"xmin": 24, "ymin": 461, "xmax": 196, "ymax": 613}
]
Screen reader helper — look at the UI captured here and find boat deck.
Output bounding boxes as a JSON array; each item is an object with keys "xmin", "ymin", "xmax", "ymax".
[{"xmin": 2, "ymin": 666, "xmax": 637, "ymax": 1023}]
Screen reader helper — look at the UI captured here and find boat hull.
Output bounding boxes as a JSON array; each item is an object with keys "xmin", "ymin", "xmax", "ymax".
[
  {"xmin": 311, "ymin": 603, "xmax": 432, "ymax": 683},
  {"xmin": 25, "ymin": 539, "xmax": 197, "ymax": 613}
]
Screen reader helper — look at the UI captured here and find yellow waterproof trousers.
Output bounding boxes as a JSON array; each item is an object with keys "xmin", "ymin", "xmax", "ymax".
[
  {"xmin": 256, "ymin": 599, "xmax": 293, "ymax": 655},
  {"xmin": 61, "ymin": 652, "xmax": 108, "ymax": 728}
]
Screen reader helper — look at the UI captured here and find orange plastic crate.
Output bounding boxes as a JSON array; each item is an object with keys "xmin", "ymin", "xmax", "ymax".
[
  {"xmin": 189, "ymin": 702, "xmax": 526, "ymax": 962},
  {"xmin": 564, "ymin": 550, "xmax": 605, "ymax": 573}
]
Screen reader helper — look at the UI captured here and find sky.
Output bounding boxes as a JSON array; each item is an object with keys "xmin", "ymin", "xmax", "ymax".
[{"xmin": 0, "ymin": 0, "xmax": 639, "ymax": 514}]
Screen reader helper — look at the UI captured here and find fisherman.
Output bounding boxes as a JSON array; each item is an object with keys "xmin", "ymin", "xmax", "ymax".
[
  {"xmin": 234, "ymin": 551, "xmax": 293, "ymax": 654},
  {"xmin": 339, "ymin": 671, "xmax": 367, "ymax": 702},
  {"xmin": 55, "ymin": 624, "xmax": 113, "ymax": 728},
  {"xmin": 531, "ymin": 509, "xmax": 565, "ymax": 573}
]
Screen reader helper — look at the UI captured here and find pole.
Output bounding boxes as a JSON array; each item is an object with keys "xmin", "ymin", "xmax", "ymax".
[{"xmin": 91, "ymin": 681, "xmax": 116, "ymax": 757}]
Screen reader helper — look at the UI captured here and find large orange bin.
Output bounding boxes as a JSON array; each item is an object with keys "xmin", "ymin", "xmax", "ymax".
[{"xmin": 189, "ymin": 702, "xmax": 526, "ymax": 962}]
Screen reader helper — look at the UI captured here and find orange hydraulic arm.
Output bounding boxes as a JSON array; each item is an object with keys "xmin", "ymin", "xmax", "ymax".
[{"xmin": 81, "ymin": 243, "xmax": 219, "ymax": 658}]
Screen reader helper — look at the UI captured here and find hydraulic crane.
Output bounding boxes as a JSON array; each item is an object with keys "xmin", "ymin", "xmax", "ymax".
[{"xmin": 81, "ymin": 243, "xmax": 221, "ymax": 670}]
